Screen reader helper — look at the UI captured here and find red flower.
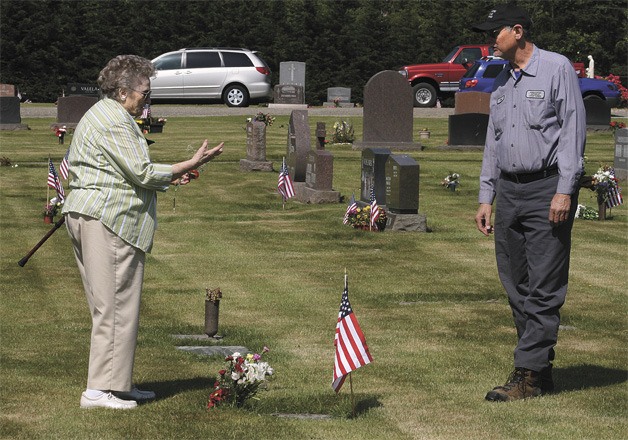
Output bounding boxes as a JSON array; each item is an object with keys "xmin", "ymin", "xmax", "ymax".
[
  {"xmin": 218, "ymin": 369, "xmax": 226, "ymax": 376},
  {"xmin": 189, "ymin": 169, "xmax": 200, "ymax": 179}
]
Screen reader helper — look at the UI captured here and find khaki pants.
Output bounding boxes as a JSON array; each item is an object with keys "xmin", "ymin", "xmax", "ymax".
[{"xmin": 65, "ymin": 212, "xmax": 145, "ymax": 392}]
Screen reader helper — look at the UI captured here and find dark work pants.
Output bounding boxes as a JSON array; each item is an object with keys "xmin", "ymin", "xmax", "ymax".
[{"xmin": 494, "ymin": 174, "xmax": 578, "ymax": 372}]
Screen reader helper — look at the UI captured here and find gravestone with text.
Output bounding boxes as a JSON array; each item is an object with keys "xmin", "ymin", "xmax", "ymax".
[
  {"xmin": 384, "ymin": 154, "xmax": 427, "ymax": 232},
  {"xmin": 324, "ymin": 87, "xmax": 353, "ymax": 107},
  {"xmin": 270, "ymin": 61, "xmax": 306, "ymax": 106},
  {"xmin": 240, "ymin": 120, "xmax": 273, "ymax": 172},
  {"xmin": 298, "ymin": 150, "xmax": 340, "ymax": 204},
  {"xmin": 614, "ymin": 128, "xmax": 628, "ymax": 181},
  {"xmin": 360, "ymin": 148, "xmax": 391, "ymax": 205},
  {"xmin": 353, "ymin": 71, "xmax": 421, "ymax": 151},
  {"xmin": 55, "ymin": 95, "xmax": 98, "ymax": 130},
  {"xmin": 66, "ymin": 83, "xmax": 100, "ymax": 97}
]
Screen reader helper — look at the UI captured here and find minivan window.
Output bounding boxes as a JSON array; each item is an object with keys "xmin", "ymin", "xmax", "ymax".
[
  {"xmin": 154, "ymin": 53, "xmax": 182, "ymax": 71},
  {"xmin": 186, "ymin": 51, "xmax": 222, "ymax": 69},
  {"xmin": 222, "ymin": 52, "xmax": 254, "ymax": 68}
]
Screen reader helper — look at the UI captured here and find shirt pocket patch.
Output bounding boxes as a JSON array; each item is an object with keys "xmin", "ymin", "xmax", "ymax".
[{"xmin": 524, "ymin": 97, "xmax": 550, "ymax": 130}]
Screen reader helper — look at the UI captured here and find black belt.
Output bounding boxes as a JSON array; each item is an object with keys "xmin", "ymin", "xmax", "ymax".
[{"xmin": 501, "ymin": 166, "xmax": 558, "ymax": 184}]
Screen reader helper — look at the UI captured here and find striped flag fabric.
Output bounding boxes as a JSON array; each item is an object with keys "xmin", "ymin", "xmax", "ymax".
[
  {"xmin": 47, "ymin": 158, "xmax": 65, "ymax": 201},
  {"xmin": 332, "ymin": 274, "xmax": 373, "ymax": 393},
  {"xmin": 343, "ymin": 194, "xmax": 357, "ymax": 224},
  {"xmin": 277, "ymin": 158, "xmax": 295, "ymax": 200},
  {"xmin": 59, "ymin": 148, "xmax": 70, "ymax": 180},
  {"xmin": 606, "ymin": 185, "xmax": 623, "ymax": 208},
  {"xmin": 369, "ymin": 187, "xmax": 380, "ymax": 229}
]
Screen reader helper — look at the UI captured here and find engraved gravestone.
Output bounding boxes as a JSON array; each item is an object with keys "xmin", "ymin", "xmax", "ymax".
[
  {"xmin": 300, "ymin": 150, "xmax": 340, "ymax": 203},
  {"xmin": 361, "ymin": 148, "xmax": 391, "ymax": 204},
  {"xmin": 0, "ymin": 83, "xmax": 24, "ymax": 128},
  {"xmin": 614, "ymin": 128, "xmax": 628, "ymax": 181},
  {"xmin": 56, "ymin": 95, "xmax": 98, "ymax": 128},
  {"xmin": 66, "ymin": 83, "xmax": 100, "ymax": 96},
  {"xmin": 354, "ymin": 71, "xmax": 421, "ymax": 151},
  {"xmin": 239, "ymin": 120, "xmax": 273, "ymax": 172},
  {"xmin": 385, "ymin": 154, "xmax": 419, "ymax": 214},
  {"xmin": 286, "ymin": 110, "xmax": 311, "ymax": 182},
  {"xmin": 279, "ymin": 61, "xmax": 306, "ymax": 87},
  {"xmin": 324, "ymin": 87, "xmax": 353, "ymax": 107},
  {"xmin": 274, "ymin": 84, "xmax": 304, "ymax": 105}
]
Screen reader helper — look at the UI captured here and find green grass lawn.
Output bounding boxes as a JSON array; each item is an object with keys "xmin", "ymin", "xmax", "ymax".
[{"xmin": 1, "ymin": 112, "xmax": 626, "ymax": 439}]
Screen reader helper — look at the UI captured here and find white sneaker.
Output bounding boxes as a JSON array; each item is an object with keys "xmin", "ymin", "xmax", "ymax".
[
  {"xmin": 80, "ymin": 392, "xmax": 137, "ymax": 409},
  {"xmin": 114, "ymin": 386, "xmax": 156, "ymax": 401}
]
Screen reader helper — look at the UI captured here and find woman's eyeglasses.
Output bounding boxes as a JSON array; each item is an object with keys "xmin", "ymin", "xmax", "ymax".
[{"xmin": 132, "ymin": 89, "xmax": 152, "ymax": 99}]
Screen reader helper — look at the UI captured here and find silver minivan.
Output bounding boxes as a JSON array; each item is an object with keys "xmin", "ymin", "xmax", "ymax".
[{"xmin": 150, "ymin": 48, "xmax": 272, "ymax": 107}]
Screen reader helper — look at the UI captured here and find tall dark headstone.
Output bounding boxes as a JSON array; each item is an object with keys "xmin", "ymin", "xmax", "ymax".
[
  {"xmin": 584, "ymin": 99, "xmax": 611, "ymax": 129},
  {"xmin": 0, "ymin": 84, "xmax": 28, "ymax": 130},
  {"xmin": 385, "ymin": 155, "xmax": 419, "ymax": 214},
  {"xmin": 447, "ymin": 113, "xmax": 490, "ymax": 148},
  {"xmin": 384, "ymin": 154, "xmax": 427, "ymax": 232},
  {"xmin": 353, "ymin": 71, "xmax": 422, "ymax": 151},
  {"xmin": 286, "ymin": 110, "xmax": 311, "ymax": 182},
  {"xmin": 360, "ymin": 148, "xmax": 391, "ymax": 204},
  {"xmin": 614, "ymin": 128, "xmax": 628, "ymax": 181}
]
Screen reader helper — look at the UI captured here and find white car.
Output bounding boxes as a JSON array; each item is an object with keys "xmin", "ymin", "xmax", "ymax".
[{"xmin": 150, "ymin": 48, "xmax": 272, "ymax": 107}]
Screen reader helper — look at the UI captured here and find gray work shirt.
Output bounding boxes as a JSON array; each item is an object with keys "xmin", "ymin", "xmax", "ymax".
[{"xmin": 478, "ymin": 46, "xmax": 586, "ymax": 205}]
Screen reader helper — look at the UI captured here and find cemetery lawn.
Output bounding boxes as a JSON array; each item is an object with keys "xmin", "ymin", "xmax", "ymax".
[{"xmin": 1, "ymin": 113, "xmax": 626, "ymax": 440}]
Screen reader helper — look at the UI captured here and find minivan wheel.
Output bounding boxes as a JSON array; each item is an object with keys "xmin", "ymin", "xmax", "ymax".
[
  {"xmin": 412, "ymin": 83, "xmax": 437, "ymax": 108},
  {"xmin": 224, "ymin": 85, "xmax": 249, "ymax": 107}
]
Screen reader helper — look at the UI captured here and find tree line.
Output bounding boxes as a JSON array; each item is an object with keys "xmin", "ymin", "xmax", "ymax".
[{"xmin": 0, "ymin": 0, "xmax": 626, "ymax": 105}]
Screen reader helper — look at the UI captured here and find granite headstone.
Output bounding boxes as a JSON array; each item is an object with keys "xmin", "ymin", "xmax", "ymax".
[
  {"xmin": 286, "ymin": 110, "xmax": 311, "ymax": 182},
  {"xmin": 240, "ymin": 120, "xmax": 273, "ymax": 172},
  {"xmin": 584, "ymin": 99, "xmax": 611, "ymax": 129},
  {"xmin": 614, "ymin": 128, "xmax": 628, "ymax": 181},
  {"xmin": 361, "ymin": 148, "xmax": 391, "ymax": 204},
  {"xmin": 354, "ymin": 70, "xmax": 421, "ymax": 150},
  {"xmin": 55, "ymin": 95, "xmax": 98, "ymax": 129},
  {"xmin": 385, "ymin": 154, "xmax": 419, "ymax": 214}
]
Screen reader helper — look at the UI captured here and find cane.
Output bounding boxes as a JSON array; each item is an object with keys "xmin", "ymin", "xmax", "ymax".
[{"xmin": 18, "ymin": 216, "xmax": 66, "ymax": 267}]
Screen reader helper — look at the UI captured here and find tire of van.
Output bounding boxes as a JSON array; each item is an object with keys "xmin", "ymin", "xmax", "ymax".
[
  {"xmin": 224, "ymin": 85, "xmax": 249, "ymax": 107},
  {"xmin": 412, "ymin": 83, "xmax": 437, "ymax": 108}
]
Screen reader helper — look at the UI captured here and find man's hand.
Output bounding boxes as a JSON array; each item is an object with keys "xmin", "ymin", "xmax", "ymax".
[
  {"xmin": 475, "ymin": 203, "xmax": 494, "ymax": 236},
  {"xmin": 549, "ymin": 193, "xmax": 571, "ymax": 226}
]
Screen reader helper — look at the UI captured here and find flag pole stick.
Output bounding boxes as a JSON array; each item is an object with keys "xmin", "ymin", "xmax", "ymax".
[
  {"xmin": 349, "ymin": 372, "xmax": 356, "ymax": 418},
  {"xmin": 46, "ymin": 157, "xmax": 51, "ymax": 203}
]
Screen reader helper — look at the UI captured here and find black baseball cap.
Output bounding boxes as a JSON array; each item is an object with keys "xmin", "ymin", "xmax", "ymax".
[{"xmin": 472, "ymin": 3, "xmax": 532, "ymax": 32}]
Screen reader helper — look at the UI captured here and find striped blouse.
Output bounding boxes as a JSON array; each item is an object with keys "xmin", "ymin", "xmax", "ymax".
[{"xmin": 62, "ymin": 98, "xmax": 173, "ymax": 252}]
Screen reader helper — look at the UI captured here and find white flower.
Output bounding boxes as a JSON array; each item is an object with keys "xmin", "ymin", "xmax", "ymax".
[{"xmin": 231, "ymin": 371, "xmax": 241, "ymax": 381}]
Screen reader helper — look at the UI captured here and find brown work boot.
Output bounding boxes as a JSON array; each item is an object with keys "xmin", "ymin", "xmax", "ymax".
[{"xmin": 485, "ymin": 368, "xmax": 542, "ymax": 402}]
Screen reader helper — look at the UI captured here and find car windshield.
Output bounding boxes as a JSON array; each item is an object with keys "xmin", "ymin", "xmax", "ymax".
[{"xmin": 442, "ymin": 47, "xmax": 460, "ymax": 63}]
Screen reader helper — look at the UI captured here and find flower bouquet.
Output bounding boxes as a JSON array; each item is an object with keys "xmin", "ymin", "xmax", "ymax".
[
  {"xmin": 331, "ymin": 120, "xmax": 355, "ymax": 144},
  {"xmin": 590, "ymin": 165, "xmax": 623, "ymax": 219},
  {"xmin": 441, "ymin": 172, "xmax": 460, "ymax": 191},
  {"xmin": 345, "ymin": 205, "xmax": 387, "ymax": 231},
  {"xmin": 208, "ymin": 348, "xmax": 274, "ymax": 409},
  {"xmin": 43, "ymin": 197, "xmax": 63, "ymax": 223},
  {"xmin": 247, "ymin": 112, "xmax": 275, "ymax": 127}
]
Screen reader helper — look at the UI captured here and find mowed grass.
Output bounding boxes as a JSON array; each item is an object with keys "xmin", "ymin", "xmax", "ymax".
[{"xmin": 0, "ymin": 109, "xmax": 626, "ymax": 440}]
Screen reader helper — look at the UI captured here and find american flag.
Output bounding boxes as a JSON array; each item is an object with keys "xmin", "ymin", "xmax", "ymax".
[
  {"xmin": 606, "ymin": 184, "xmax": 623, "ymax": 208},
  {"xmin": 369, "ymin": 187, "xmax": 380, "ymax": 229},
  {"xmin": 332, "ymin": 274, "xmax": 373, "ymax": 393},
  {"xmin": 59, "ymin": 148, "xmax": 70, "ymax": 180},
  {"xmin": 343, "ymin": 194, "xmax": 357, "ymax": 224},
  {"xmin": 277, "ymin": 158, "xmax": 295, "ymax": 200},
  {"xmin": 47, "ymin": 158, "xmax": 65, "ymax": 201},
  {"xmin": 140, "ymin": 104, "xmax": 151, "ymax": 119}
]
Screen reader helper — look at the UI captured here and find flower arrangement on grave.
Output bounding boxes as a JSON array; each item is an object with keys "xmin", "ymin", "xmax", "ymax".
[
  {"xmin": 609, "ymin": 120, "xmax": 626, "ymax": 134},
  {"xmin": 333, "ymin": 97, "xmax": 341, "ymax": 108},
  {"xmin": 135, "ymin": 117, "xmax": 167, "ymax": 133},
  {"xmin": 575, "ymin": 204, "xmax": 599, "ymax": 220},
  {"xmin": 590, "ymin": 165, "xmax": 621, "ymax": 205},
  {"xmin": 247, "ymin": 112, "xmax": 275, "ymax": 127},
  {"xmin": 441, "ymin": 172, "xmax": 460, "ymax": 191},
  {"xmin": 43, "ymin": 197, "xmax": 63, "ymax": 218},
  {"xmin": 332, "ymin": 120, "xmax": 355, "ymax": 144},
  {"xmin": 205, "ymin": 287, "xmax": 222, "ymax": 303},
  {"xmin": 345, "ymin": 205, "xmax": 387, "ymax": 230},
  {"xmin": 207, "ymin": 347, "xmax": 274, "ymax": 409}
]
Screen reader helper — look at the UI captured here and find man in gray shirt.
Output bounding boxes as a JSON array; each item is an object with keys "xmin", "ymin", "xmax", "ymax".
[{"xmin": 473, "ymin": 3, "xmax": 586, "ymax": 401}]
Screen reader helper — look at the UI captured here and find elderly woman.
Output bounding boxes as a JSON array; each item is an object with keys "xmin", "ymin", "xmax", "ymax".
[{"xmin": 62, "ymin": 55, "xmax": 223, "ymax": 409}]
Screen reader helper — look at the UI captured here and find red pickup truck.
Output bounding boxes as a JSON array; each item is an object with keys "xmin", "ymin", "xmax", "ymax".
[{"xmin": 398, "ymin": 44, "xmax": 586, "ymax": 107}]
